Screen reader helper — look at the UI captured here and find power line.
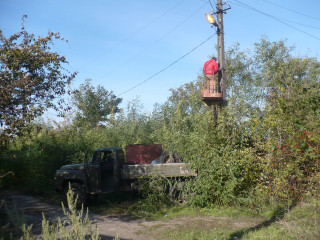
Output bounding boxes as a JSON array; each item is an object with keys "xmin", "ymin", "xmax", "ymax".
[
  {"xmin": 96, "ymin": 2, "xmax": 208, "ymax": 81},
  {"xmin": 208, "ymin": 0, "xmax": 215, "ymax": 9},
  {"xmin": 78, "ymin": 0, "xmax": 186, "ymax": 70},
  {"xmin": 232, "ymin": 0, "xmax": 320, "ymax": 30},
  {"xmin": 118, "ymin": 33, "xmax": 217, "ymax": 96},
  {"xmin": 275, "ymin": 16, "xmax": 320, "ymax": 30},
  {"xmin": 258, "ymin": 0, "xmax": 320, "ymax": 21},
  {"xmin": 230, "ymin": 0, "xmax": 320, "ymax": 41}
]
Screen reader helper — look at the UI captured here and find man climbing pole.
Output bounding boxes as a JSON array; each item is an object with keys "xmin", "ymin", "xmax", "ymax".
[{"xmin": 203, "ymin": 57, "xmax": 219, "ymax": 93}]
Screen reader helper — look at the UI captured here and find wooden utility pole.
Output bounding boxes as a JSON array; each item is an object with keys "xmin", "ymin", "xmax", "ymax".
[
  {"xmin": 203, "ymin": 1, "xmax": 229, "ymax": 125},
  {"xmin": 217, "ymin": 0, "xmax": 226, "ymax": 101},
  {"xmin": 210, "ymin": 0, "xmax": 226, "ymax": 126}
]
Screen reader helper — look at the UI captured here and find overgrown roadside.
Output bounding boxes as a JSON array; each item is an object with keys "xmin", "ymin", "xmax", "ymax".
[
  {"xmin": 1, "ymin": 190, "xmax": 319, "ymax": 240},
  {"xmin": 0, "ymin": 190, "xmax": 263, "ymax": 239}
]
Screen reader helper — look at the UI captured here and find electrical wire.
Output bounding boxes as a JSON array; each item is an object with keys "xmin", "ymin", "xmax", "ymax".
[
  {"xmin": 231, "ymin": 0, "xmax": 320, "ymax": 30},
  {"xmin": 258, "ymin": 0, "xmax": 320, "ymax": 21},
  {"xmin": 208, "ymin": 0, "xmax": 215, "ymax": 10},
  {"xmin": 78, "ymin": 0, "xmax": 186, "ymax": 70},
  {"xmin": 95, "ymin": 2, "xmax": 208, "ymax": 81},
  {"xmin": 118, "ymin": 33, "xmax": 217, "ymax": 96},
  {"xmin": 230, "ymin": 0, "xmax": 320, "ymax": 41},
  {"xmin": 275, "ymin": 16, "xmax": 320, "ymax": 30}
]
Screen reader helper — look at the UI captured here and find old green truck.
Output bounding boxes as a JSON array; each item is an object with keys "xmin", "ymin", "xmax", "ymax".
[{"xmin": 54, "ymin": 146, "xmax": 196, "ymax": 206}]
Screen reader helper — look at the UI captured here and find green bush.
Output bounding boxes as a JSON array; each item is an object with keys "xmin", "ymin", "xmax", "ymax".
[{"xmin": 129, "ymin": 175, "xmax": 172, "ymax": 214}]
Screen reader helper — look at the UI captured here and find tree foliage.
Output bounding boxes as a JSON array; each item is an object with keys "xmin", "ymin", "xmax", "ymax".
[
  {"xmin": 72, "ymin": 79, "xmax": 122, "ymax": 127},
  {"xmin": 0, "ymin": 16, "xmax": 76, "ymax": 138}
]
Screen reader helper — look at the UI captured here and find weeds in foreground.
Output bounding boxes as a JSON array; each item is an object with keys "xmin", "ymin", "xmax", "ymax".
[
  {"xmin": 0, "ymin": 187, "xmax": 100, "ymax": 240},
  {"xmin": 38, "ymin": 187, "xmax": 100, "ymax": 240}
]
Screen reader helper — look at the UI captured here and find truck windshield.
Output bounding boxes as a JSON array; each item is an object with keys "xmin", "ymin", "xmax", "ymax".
[
  {"xmin": 91, "ymin": 151, "xmax": 102, "ymax": 165},
  {"xmin": 91, "ymin": 150, "xmax": 113, "ymax": 165}
]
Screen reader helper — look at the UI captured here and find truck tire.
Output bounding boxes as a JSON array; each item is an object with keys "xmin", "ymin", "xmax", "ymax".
[
  {"xmin": 173, "ymin": 152, "xmax": 183, "ymax": 163},
  {"xmin": 159, "ymin": 151, "xmax": 170, "ymax": 163},
  {"xmin": 159, "ymin": 151, "xmax": 183, "ymax": 163},
  {"xmin": 169, "ymin": 185, "xmax": 179, "ymax": 202},
  {"xmin": 64, "ymin": 183, "xmax": 87, "ymax": 209},
  {"xmin": 169, "ymin": 182, "xmax": 185, "ymax": 203}
]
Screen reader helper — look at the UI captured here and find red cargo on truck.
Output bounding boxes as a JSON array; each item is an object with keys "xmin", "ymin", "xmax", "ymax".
[{"xmin": 125, "ymin": 144, "xmax": 162, "ymax": 164}]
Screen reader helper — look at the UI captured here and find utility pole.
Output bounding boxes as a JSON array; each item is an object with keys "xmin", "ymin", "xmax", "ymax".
[
  {"xmin": 204, "ymin": 1, "xmax": 230, "ymax": 126},
  {"xmin": 216, "ymin": 0, "xmax": 226, "ymax": 101},
  {"xmin": 211, "ymin": 0, "xmax": 227, "ymax": 126}
]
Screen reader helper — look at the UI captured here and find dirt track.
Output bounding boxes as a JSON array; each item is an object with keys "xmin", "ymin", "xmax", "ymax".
[
  {"xmin": 0, "ymin": 190, "xmax": 265, "ymax": 240},
  {"xmin": 1, "ymin": 190, "xmax": 165, "ymax": 239}
]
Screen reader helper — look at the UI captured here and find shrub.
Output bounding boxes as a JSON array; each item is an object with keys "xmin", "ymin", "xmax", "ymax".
[{"xmin": 0, "ymin": 187, "xmax": 100, "ymax": 240}]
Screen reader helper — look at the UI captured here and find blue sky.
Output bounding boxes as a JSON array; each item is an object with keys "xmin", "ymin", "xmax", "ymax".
[{"xmin": 1, "ymin": 0, "xmax": 320, "ymax": 115}]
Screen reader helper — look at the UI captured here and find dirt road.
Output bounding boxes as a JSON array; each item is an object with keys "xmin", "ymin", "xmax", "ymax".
[
  {"xmin": 0, "ymin": 191, "xmax": 265, "ymax": 240},
  {"xmin": 1, "ymin": 190, "xmax": 162, "ymax": 239}
]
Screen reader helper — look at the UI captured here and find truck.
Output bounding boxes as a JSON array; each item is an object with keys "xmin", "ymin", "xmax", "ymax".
[{"xmin": 54, "ymin": 145, "xmax": 196, "ymax": 206}]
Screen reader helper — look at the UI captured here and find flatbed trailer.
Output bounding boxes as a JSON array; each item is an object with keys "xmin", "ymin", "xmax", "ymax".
[{"xmin": 121, "ymin": 163, "xmax": 196, "ymax": 179}]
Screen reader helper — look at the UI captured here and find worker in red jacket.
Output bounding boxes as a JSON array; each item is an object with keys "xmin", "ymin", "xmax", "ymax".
[{"xmin": 203, "ymin": 57, "xmax": 219, "ymax": 93}]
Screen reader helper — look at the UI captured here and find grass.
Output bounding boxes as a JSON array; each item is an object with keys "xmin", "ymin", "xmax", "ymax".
[
  {"xmin": 88, "ymin": 192, "xmax": 266, "ymax": 221},
  {"xmin": 2, "ymin": 187, "xmax": 318, "ymax": 240},
  {"xmin": 135, "ymin": 199, "xmax": 320, "ymax": 240},
  {"xmin": 88, "ymin": 191, "xmax": 145, "ymax": 216},
  {"xmin": 138, "ymin": 216, "xmax": 262, "ymax": 239},
  {"xmin": 151, "ymin": 223, "xmax": 238, "ymax": 240},
  {"xmin": 163, "ymin": 205, "xmax": 263, "ymax": 219}
]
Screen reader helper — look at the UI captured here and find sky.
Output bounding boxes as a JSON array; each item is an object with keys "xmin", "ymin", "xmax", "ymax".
[{"xmin": 1, "ymin": 0, "xmax": 320, "ymax": 117}]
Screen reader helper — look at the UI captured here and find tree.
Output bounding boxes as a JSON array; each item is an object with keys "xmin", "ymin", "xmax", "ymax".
[
  {"xmin": 72, "ymin": 79, "xmax": 122, "ymax": 127},
  {"xmin": 225, "ymin": 38, "xmax": 320, "ymax": 203},
  {"xmin": 0, "ymin": 16, "xmax": 77, "ymax": 138},
  {"xmin": 155, "ymin": 38, "xmax": 320, "ymax": 206}
]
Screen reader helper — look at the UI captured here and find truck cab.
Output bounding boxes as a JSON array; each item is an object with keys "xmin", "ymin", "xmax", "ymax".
[
  {"xmin": 86, "ymin": 147, "xmax": 125, "ymax": 193},
  {"xmin": 55, "ymin": 148, "xmax": 126, "ymax": 206}
]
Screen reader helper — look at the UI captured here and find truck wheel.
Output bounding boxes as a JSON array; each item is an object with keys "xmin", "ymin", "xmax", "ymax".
[
  {"xmin": 173, "ymin": 152, "xmax": 183, "ymax": 163},
  {"xmin": 65, "ymin": 183, "xmax": 87, "ymax": 209},
  {"xmin": 169, "ymin": 182, "xmax": 185, "ymax": 203},
  {"xmin": 169, "ymin": 185, "xmax": 178, "ymax": 202},
  {"xmin": 159, "ymin": 151, "xmax": 174, "ymax": 163},
  {"xmin": 159, "ymin": 151, "xmax": 183, "ymax": 163}
]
